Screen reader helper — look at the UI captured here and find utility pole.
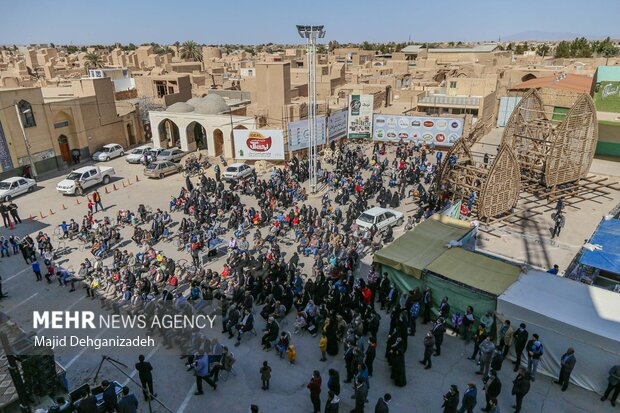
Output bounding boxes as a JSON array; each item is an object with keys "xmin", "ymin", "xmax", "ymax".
[
  {"xmin": 297, "ymin": 25, "xmax": 325, "ymax": 194},
  {"xmin": 14, "ymin": 103, "xmax": 38, "ymax": 179}
]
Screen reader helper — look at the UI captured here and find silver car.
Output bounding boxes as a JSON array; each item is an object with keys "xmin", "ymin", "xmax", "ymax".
[
  {"xmin": 143, "ymin": 161, "xmax": 180, "ymax": 179},
  {"xmin": 157, "ymin": 148, "xmax": 186, "ymax": 163}
]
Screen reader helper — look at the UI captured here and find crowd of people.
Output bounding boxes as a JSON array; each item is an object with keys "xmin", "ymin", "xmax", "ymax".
[{"xmin": 11, "ymin": 139, "xmax": 613, "ymax": 413}]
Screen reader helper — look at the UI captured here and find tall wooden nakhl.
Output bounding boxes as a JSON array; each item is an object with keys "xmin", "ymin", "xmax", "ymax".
[
  {"xmin": 435, "ymin": 136, "xmax": 521, "ymax": 220},
  {"xmin": 501, "ymin": 89, "xmax": 598, "ymax": 191}
]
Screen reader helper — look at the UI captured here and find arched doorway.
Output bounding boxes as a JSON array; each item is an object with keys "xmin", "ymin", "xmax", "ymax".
[
  {"xmin": 58, "ymin": 135, "xmax": 71, "ymax": 163},
  {"xmin": 187, "ymin": 122, "xmax": 207, "ymax": 150},
  {"xmin": 521, "ymin": 73, "xmax": 537, "ymax": 82},
  {"xmin": 126, "ymin": 123, "xmax": 136, "ymax": 146},
  {"xmin": 157, "ymin": 119, "xmax": 180, "ymax": 148},
  {"xmin": 213, "ymin": 129, "xmax": 224, "ymax": 156},
  {"xmin": 230, "ymin": 125, "xmax": 248, "ymax": 158}
]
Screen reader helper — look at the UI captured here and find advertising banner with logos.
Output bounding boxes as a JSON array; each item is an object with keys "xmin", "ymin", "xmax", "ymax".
[
  {"xmin": 287, "ymin": 116, "xmax": 326, "ymax": 152},
  {"xmin": 348, "ymin": 94, "xmax": 374, "ymax": 139},
  {"xmin": 327, "ymin": 109, "xmax": 348, "ymax": 142},
  {"xmin": 372, "ymin": 114, "xmax": 464, "ymax": 146},
  {"xmin": 233, "ymin": 130, "xmax": 285, "ymax": 160}
]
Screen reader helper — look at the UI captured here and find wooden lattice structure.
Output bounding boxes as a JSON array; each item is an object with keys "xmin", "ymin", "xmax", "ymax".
[
  {"xmin": 436, "ymin": 138, "xmax": 521, "ymax": 219},
  {"xmin": 501, "ymin": 89, "xmax": 598, "ymax": 188}
]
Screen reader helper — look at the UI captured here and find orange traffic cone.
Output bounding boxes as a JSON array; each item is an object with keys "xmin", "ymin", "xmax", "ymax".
[
  {"xmin": 49, "ymin": 209, "xmax": 55, "ymax": 215},
  {"xmin": 127, "ymin": 178, "xmax": 132, "ymax": 185},
  {"xmin": 113, "ymin": 184, "xmax": 118, "ymax": 191},
  {"xmin": 28, "ymin": 214, "xmax": 34, "ymax": 223},
  {"xmin": 105, "ymin": 186, "xmax": 110, "ymax": 194},
  {"xmin": 62, "ymin": 204, "xmax": 67, "ymax": 210},
  {"xmin": 8, "ymin": 219, "xmax": 14, "ymax": 230},
  {"xmin": 39, "ymin": 211, "xmax": 46, "ymax": 219},
  {"xmin": 122, "ymin": 180, "xmax": 127, "ymax": 188},
  {"xmin": 135, "ymin": 175, "xmax": 140, "ymax": 182},
  {"xmin": 75, "ymin": 198, "xmax": 81, "ymax": 205}
]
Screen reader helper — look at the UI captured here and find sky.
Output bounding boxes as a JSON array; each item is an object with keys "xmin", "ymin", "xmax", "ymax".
[{"xmin": 1, "ymin": 0, "xmax": 619, "ymax": 45}]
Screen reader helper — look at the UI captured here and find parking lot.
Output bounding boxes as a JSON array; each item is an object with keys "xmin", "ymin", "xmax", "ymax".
[{"xmin": 0, "ymin": 153, "xmax": 613, "ymax": 413}]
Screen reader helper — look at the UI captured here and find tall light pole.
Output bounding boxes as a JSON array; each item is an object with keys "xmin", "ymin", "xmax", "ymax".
[
  {"xmin": 297, "ymin": 25, "xmax": 325, "ymax": 194},
  {"xmin": 14, "ymin": 103, "xmax": 38, "ymax": 179}
]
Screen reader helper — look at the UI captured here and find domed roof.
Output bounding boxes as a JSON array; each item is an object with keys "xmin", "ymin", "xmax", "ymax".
[
  {"xmin": 186, "ymin": 97, "xmax": 203, "ymax": 106},
  {"xmin": 193, "ymin": 94, "xmax": 229, "ymax": 115},
  {"xmin": 166, "ymin": 102, "xmax": 194, "ymax": 113}
]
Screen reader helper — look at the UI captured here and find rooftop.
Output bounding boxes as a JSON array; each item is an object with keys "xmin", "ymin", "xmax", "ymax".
[{"xmin": 511, "ymin": 73, "xmax": 593, "ymax": 93}]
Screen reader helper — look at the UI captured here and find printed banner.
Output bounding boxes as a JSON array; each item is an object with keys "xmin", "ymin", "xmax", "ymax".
[
  {"xmin": 328, "ymin": 110, "xmax": 348, "ymax": 142},
  {"xmin": 287, "ymin": 116, "xmax": 326, "ymax": 152},
  {"xmin": 372, "ymin": 114, "xmax": 464, "ymax": 146},
  {"xmin": 0, "ymin": 121, "xmax": 14, "ymax": 172},
  {"xmin": 348, "ymin": 94, "xmax": 374, "ymax": 139},
  {"xmin": 233, "ymin": 130, "xmax": 285, "ymax": 160}
]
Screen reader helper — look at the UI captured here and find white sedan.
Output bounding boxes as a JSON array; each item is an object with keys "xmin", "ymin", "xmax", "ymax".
[
  {"xmin": 0, "ymin": 177, "xmax": 36, "ymax": 202},
  {"xmin": 356, "ymin": 207, "xmax": 404, "ymax": 231},
  {"xmin": 223, "ymin": 163, "xmax": 255, "ymax": 181},
  {"xmin": 92, "ymin": 144, "xmax": 124, "ymax": 161}
]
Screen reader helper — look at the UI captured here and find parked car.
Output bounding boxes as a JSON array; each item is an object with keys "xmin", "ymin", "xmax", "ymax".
[
  {"xmin": 92, "ymin": 144, "xmax": 124, "ymax": 161},
  {"xmin": 157, "ymin": 147, "xmax": 186, "ymax": 163},
  {"xmin": 143, "ymin": 161, "xmax": 181, "ymax": 179},
  {"xmin": 0, "ymin": 177, "xmax": 36, "ymax": 202},
  {"xmin": 125, "ymin": 145, "xmax": 153, "ymax": 164},
  {"xmin": 142, "ymin": 147, "xmax": 165, "ymax": 164},
  {"xmin": 356, "ymin": 207, "xmax": 404, "ymax": 231},
  {"xmin": 223, "ymin": 163, "xmax": 255, "ymax": 181},
  {"xmin": 56, "ymin": 166, "xmax": 115, "ymax": 195}
]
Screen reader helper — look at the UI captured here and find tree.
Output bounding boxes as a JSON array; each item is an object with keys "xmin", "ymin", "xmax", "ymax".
[
  {"xmin": 514, "ymin": 43, "xmax": 526, "ymax": 55},
  {"xmin": 83, "ymin": 52, "xmax": 103, "ymax": 73},
  {"xmin": 569, "ymin": 37, "xmax": 592, "ymax": 58},
  {"xmin": 361, "ymin": 41, "xmax": 373, "ymax": 51},
  {"xmin": 536, "ymin": 44, "xmax": 550, "ymax": 57},
  {"xmin": 506, "ymin": 42, "xmax": 513, "ymax": 51},
  {"xmin": 181, "ymin": 40, "xmax": 203, "ymax": 61},
  {"xmin": 66, "ymin": 45, "xmax": 79, "ymax": 54},
  {"xmin": 317, "ymin": 44, "xmax": 327, "ymax": 54},
  {"xmin": 593, "ymin": 37, "xmax": 618, "ymax": 57},
  {"xmin": 555, "ymin": 41, "xmax": 571, "ymax": 58},
  {"xmin": 328, "ymin": 40, "xmax": 340, "ymax": 52}
]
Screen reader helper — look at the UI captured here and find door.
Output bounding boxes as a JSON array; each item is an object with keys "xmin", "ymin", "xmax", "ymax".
[
  {"xmin": 58, "ymin": 135, "xmax": 71, "ymax": 163},
  {"xmin": 17, "ymin": 179, "xmax": 28, "ymax": 195}
]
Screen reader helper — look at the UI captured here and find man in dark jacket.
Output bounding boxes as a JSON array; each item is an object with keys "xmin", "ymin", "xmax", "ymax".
[
  {"xmin": 307, "ymin": 370, "xmax": 322, "ymax": 413},
  {"xmin": 135, "ymin": 354, "xmax": 155, "ymax": 401},
  {"xmin": 442, "ymin": 385, "xmax": 459, "ymax": 413},
  {"xmin": 118, "ymin": 386, "xmax": 139, "ymax": 413},
  {"xmin": 459, "ymin": 382, "xmax": 477, "ymax": 413},
  {"xmin": 481, "ymin": 370, "xmax": 501, "ymax": 412},
  {"xmin": 554, "ymin": 347, "xmax": 576, "ymax": 391},
  {"xmin": 432, "ymin": 317, "xmax": 446, "ymax": 356},
  {"xmin": 513, "ymin": 323, "xmax": 528, "ymax": 372},
  {"xmin": 77, "ymin": 389, "xmax": 98, "ymax": 413},
  {"xmin": 601, "ymin": 364, "xmax": 620, "ymax": 407},
  {"xmin": 374, "ymin": 393, "xmax": 391, "ymax": 413},
  {"xmin": 512, "ymin": 368, "xmax": 531, "ymax": 413},
  {"xmin": 101, "ymin": 380, "xmax": 119, "ymax": 413},
  {"xmin": 419, "ymin": 330, "xmax": 435, "ymax": 369}
]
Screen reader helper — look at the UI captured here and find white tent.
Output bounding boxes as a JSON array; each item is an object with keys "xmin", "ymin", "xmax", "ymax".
[{"xmin": 497, "ymin": 270, "xmax": 620, "ymax": 393}]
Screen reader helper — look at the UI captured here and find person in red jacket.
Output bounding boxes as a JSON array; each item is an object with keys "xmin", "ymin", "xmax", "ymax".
[{"xmin": 307, "ymin": 370, "xmax": 322, "ymax": 413}]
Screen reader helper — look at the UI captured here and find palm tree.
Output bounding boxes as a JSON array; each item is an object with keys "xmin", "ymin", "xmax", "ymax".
[
  {"xmin": 181, "ymin": 40, "xmax": 203, "ymax": 62},
  {"xmin": 83, "ymin": 52, "xmax": 103, "ymax": 73}
]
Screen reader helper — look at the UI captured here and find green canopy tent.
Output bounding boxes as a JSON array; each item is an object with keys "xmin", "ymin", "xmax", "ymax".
[{"xmin": 374, "ymin": 216, "xmax": 522, "ymax": 327}]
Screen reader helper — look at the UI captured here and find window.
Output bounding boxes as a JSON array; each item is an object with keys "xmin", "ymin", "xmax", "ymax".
[
  {"xmin": 449, "ymin": 81, "xmax": 457, "ymax": 89},
  {"xmin": 18, "ymin": 179, "xmax": 27, "ymax": 186},
  {"xmin": 18, "ymin": 100, "xmax": 36, "ymax": 128}
]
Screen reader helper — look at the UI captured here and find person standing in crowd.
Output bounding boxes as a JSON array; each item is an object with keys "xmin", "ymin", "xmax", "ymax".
[
  {"xmin": 555, "ymin": 347, "xmax": 576, "ymax": 391},
  {"xmin": 477, "ymin": 336, "xmax": 496, "ymax": 376},
  {"xmin": 352, "ymin": 379, "xmax": 368, "ymax": 413},
  {"xmin": 307, "ymin": 370, "xmax": 322, "ymax": 413},
  {"xmin": 31, "ymin": 259, "xmax": 42, "ymax": 282},
  {"xmin": 101, "ymin": 380, "xmax": 119, "ymax": 413},
  {"xmin": 419, "ymin": 329, "xmax": 435, "ymax": 369},
  {"xmin": 513, "ymin": 323, "xmax": 528, "ymax": 372},
  {"xmin": 8, "ymin": 202, "xmax": 21, "ymax": 224},
  {"xmin": 442, "ymin": 385, "xmax": 459, "ymax": 413},
  {"xmin": 0, "ymin": 204, "xmax": 10, "ymax": 228},
  {"xmin": 319, "ymin": 334, "xmax": 328, "ymax": 361},
  {"xmin": 497, "ymin": 319, "xmax": 513, "ymax": 357},
  {"xmin": 458, "ymin": 382, "xmax": 477, "ymax": 413},
  {"xmin": 512, "ymin": 368, "xmax": 531, "ymax": 413},
  {"xmin": 432, "ymin": 317, "xmax": 446, "ymax": 356},
  {"xmin": 601, "ymin": 364, "xmax": 620, "ymax": 407},
  {"xmin": 324, "ymin": 390, "xmax": 340, "ymax": 413},
  {"xmin": 481, "ymin": 370, "xmax": 501, "ymax": 412},
  {"xmin": 374, "ymin": 393, "xmax": 391, "ymax": 413},
  {"xmin": 118, "ymin": 386, "xmax": 139, "ymax": 413},
  {"xmin": 422, "ymin": 287, "xmax": 433, "ymax": 324},
  {"xmin": 365, "ymin": 337, "xmax": 377, "ymax": 377},
  {"xmin": 551, "ymin": 210, "xmax": 565, "ymax": 239},
  {"xmin": 194, "ymin": 350, "xmax": 217, "ymax": 395},
  {"xmin": 135, "ymin": 354, "xmax": 155, "ymax": 401},
  {"xmin": 72, "ymin": 148, "xmax": 81, "ymax": 164},
  {"xmin": 468, "ymin": 323, "xmax": 487, "ymax": 361},
  {"xmin": 260, "ymin": 360, "xmax": 271, "ymax": 390},
  {"xmin": 92, "ymin": 190, "xmax": 103, "ymax": 212},
  {"xmin": 526, "ymin": 333, "xmax": 544, "ymax": 381}
]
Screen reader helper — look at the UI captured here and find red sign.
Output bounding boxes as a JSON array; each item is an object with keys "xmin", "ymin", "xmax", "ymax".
[{"xmin": 246, "ymin": 133, "xmax": 272, "ymax": 152}]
